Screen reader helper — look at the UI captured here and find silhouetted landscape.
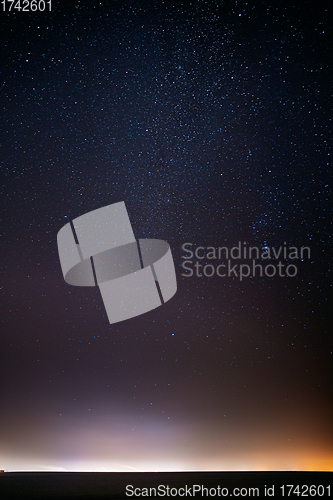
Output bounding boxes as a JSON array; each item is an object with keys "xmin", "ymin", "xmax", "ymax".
[{"xmin": 0, "ymin": 472, "xmax": 332, "ymax": 499}]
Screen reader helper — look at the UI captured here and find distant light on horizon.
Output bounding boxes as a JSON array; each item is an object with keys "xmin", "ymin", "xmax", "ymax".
[
  {"xmin": 1, "ymin": 413, "xmax": 333, "ymax": 473},
  {"xmin": 3, "ymin": 448, "xmax": 333, "ymax": 473}
]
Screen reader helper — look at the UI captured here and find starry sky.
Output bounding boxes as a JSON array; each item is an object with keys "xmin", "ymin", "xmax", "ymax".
[{"xmin": 1, "ymin": 0, "xmax": 332, "ymax": 471}]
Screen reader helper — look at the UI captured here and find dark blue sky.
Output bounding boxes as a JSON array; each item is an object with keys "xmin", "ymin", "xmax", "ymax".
[{"xmin": 1, "ymin": 0, "xmax": 332, "ymax": 471}]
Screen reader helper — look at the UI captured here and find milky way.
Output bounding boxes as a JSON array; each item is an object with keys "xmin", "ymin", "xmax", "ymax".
[{"xmin": 1, "ymin": 0, "xmax": 332, "ymax": 471}]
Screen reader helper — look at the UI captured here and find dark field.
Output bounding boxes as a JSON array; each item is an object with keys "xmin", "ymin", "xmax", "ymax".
[{"xmin": 0, "ymin": 472, "xmax": 332, "ymax": 499}]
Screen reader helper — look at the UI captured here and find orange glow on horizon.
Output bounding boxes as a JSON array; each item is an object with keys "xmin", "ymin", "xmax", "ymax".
[{"xmin": 2, "ymin": 448, "xmax": 333, "ymax": 473}]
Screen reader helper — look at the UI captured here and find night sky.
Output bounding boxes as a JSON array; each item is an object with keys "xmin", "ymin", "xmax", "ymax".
[{"xmin": 1, "ymin": 0, "xmax": 332, "ymax": 472}]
